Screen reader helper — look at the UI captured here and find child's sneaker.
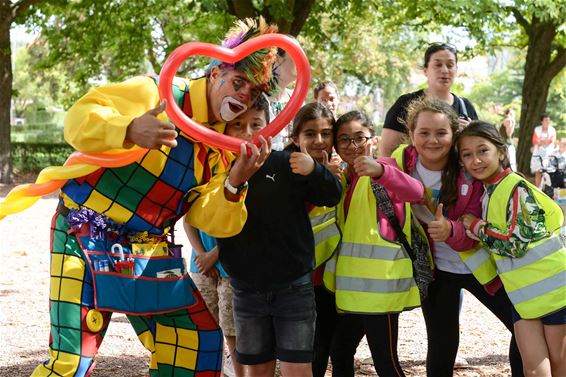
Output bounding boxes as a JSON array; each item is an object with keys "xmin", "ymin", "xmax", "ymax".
[
  {"xmin": 454, "ymin": 355, "xmax": 469, "ymax": 368},
  {"xmin": 223, "ymin": 354, "xmax": 236, "ymax": 377}
]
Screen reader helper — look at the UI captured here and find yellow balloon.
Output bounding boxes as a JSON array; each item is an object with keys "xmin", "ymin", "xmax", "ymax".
[{"xmin": 0, "ymin": 147, "xmax": 147, "ymax": 219}]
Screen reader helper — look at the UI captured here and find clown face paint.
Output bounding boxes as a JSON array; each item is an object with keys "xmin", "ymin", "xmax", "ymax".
[{"xmin": 220, "ymin": 97, "xmax": 248, "ymax": 122}]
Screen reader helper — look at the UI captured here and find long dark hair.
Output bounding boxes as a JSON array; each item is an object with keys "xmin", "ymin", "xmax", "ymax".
[
  {"xmin": 456, "ymin": 121, "xmax": 511, "ymax": 169},
  {"xmin": 405, "ymin": 97, "xmax": 460, "ymax": 207},
  {"xmin": 284, "ymin": 102, "xmax": 335, "ymax": 152}
]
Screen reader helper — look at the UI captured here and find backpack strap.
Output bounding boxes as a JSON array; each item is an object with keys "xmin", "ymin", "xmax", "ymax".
[
  {"xmin": 370, "ymin": 180, "xmax": 434, "ymax": 299},
  {"xmin": 457, "ymin": 95, "xmax": 469, "ymax": 118}
]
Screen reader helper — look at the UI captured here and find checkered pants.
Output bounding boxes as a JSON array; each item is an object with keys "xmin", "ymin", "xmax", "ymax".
[{"xmin": 31, "ymin": 212, "xmax": 223, "ymax": 377}]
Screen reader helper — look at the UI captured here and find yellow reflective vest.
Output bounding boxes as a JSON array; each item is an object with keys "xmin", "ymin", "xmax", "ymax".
[
  {"xmin": 325, "ymin": 175, "xmax": 420, "ymax": 313},
  {"xmin": 486, "ymin": 172, "xmax": 566, "ymax": 319},
  {"xmin": 391, "ymin": 145, "xmax": 498, "ymax": 286},
  {"xmin": 310, "ymin": 206, "xmax": 341, "ymax": 269}
]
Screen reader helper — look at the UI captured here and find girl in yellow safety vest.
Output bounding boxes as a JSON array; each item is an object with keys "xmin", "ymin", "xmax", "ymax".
[
  {"xmin": 459, "ymin": 121, "xmax": 566, "ymax": 377},
  {"xmin": 396, "ymin": 97, "xmax": 522, "ymax": 376},
  {"xmin": 284, "ymin": 102, "xmax": 342, "ymax": 377},
  {"xmin": 328, "ymin": 110, "xmax": 424, "ymax": 377}
]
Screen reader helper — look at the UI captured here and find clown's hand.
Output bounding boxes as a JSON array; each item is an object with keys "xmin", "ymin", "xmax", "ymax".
[{"xmin": 125, "ymin": 100, "xmax": 178, "ymax": 149}]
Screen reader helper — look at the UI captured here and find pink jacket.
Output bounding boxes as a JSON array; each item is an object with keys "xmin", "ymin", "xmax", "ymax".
[
  {"xmin": 344, "ymin": 157, "xmax": 424, "ymax": 242},
  {"xmin": 400, "ymin": 145, "xmax": 484, "ymax": 251}
]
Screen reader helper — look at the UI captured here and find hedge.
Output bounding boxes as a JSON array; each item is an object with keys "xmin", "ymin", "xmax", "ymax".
[{"xmin": 11, "ymin": 142, "xmax": 75, "ymax": 174}]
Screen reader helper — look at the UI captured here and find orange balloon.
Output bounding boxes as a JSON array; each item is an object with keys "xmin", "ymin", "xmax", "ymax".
[{"xmin": 0, "ymin": 148, "xmax": 148, "ymax": 218}]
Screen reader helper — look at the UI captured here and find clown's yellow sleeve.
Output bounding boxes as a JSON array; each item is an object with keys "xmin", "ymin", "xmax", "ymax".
[
  {"xmin": 64, "ymin": 76, "xmax": 161, "ymax": 152},
  {"xmin": 185, "ymin": 173, "xmax": 248, "ymax": 238}
]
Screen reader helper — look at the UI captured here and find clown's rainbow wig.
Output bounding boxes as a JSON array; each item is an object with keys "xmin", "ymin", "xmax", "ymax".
[{"xmin": 207, "ymin": 17, "xmax": 279, "ymax": 95}]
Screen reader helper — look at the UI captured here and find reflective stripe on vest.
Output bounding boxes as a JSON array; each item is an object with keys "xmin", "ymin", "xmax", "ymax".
[
  {"xmin": 488, "ymin": 173, "xmax": 566, "ymax": 319},
  {"xmin": 311, "ymin": 209, "xmax": 336, "ymax": 228},
  {"xmin": 323, "ymin": 253, "xmax": 337, "ymax": 292},
  {"xmin": 506, "ymin": 270, "xmax": 566, "ymax": 307},
  {"xmin": 458, "ymin": 246, "xmax": 498, "ymax": 285},
  {"xmin": 339, "ymin": 242, "xmax": 405, "ymax": 261},
  {"xmin": 495, "ymin": 237, "xmax": 562, "ymax": 273},
  {"xmin": 336, "ymin": 276, "xmax": 415, "ymax": 293},
  {"xmin": 333, "ymin": 175, "xmax": 420, "ymax": 313},
  {"xmin": 392, "ymin": 144, "xmax": 497, "ymax": 285},
  {"xmin": 314, "ymin": 222, "xmax": 341, "ymax": 268},
  {"xmin": 314, "ymin": 223, "xmax": 340, "ymax": 247},
  {"xmin": 311, "ymin": 206, "xmax": 341, "ymax": 268}
]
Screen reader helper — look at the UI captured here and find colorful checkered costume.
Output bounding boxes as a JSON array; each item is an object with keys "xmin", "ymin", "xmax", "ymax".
[
  {"xmin": 31, "ymin": 17, "xmax": 280, "ymax": 377},
  {"xmin": 32, "ymin": 77, "xmax": 243, "ymax": 377}
]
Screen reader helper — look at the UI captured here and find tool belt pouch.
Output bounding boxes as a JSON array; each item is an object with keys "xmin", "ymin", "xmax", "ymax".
[{"xmin": 75, "ymin": 228, "xmax": 195, "ymax": 315}]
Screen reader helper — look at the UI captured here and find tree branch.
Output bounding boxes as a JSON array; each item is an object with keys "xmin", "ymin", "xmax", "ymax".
[
  {"xmin": 290, "ymin": 0, "xmax": 314, "ymax": 36},
  {"xmin": 544, "ymin": 46, "xmax": 566, "ymax": 83},
  {"xmin": 508, "ymin": 6, "xmax": 531, "ymax": 35},
  {"xmin": 225, "ymin": 0, "xmax": 236, "ymax": 16},
  {"xmin": 147, "ymin": 38, "xmax": 160, "ymax": 74},
  {"xmin": 12, "ymin": 0, "xmax": 43, "ymax": 19},
  {"xmin": 226, "ymin": 0, "xmax": 256, "ymax": 19}
]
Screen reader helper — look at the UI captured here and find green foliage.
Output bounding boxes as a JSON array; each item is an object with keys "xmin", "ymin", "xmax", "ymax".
[
  {"xmin": 547, "ymin": 69, "xmax": 566, "ymax": 128},
  {"xmin": 27, "ymin": 0, "xmax": 234, "ymax": 87},
  {"xmin": 17, "ymin": 0, "xmax": 564, "ymax": 158},
  {"xmin": 467, "ymin": 69, "xmax": 523, "ymax": 107},
  {"xmin": 466, "ymin": 60, "xmax": 524, "ymax": 125},
  {"xmin": 21, "ymin": 0, "xmax": 419, "ymax": 125},
  {"xmin": 300, "ymin": 2, "xmax": 422, "ymax": 108},
  {"xmin": 13, "ymin": 44, "xmax": 82, "ymax": 110},
  {"xmin": 11, "ymin": 142, "xmax": 74, "ymax": 174},
  {"xmin": 465, "ymin": 52, "xmax": 566, "ymax": 129},
  {"xmin": 374, "ymin": 0, "xmax": 566, "ymax": 173},
  {"xmin": 11, "ymin": 123, "xmax": 65, "ymax": 143}
]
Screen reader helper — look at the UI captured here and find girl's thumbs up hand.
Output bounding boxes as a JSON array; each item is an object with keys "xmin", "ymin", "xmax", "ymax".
[
  {"xmin": 353, "ymin": 143, "xmax": 383, "ymax": 178},
  {"xmin": 290, "ymin": 143, "xmax": 315, "ymax": 176},
  {"xmin": 323, "ymin": 150, "xmax": 344, "ymax": 180},
  {"xmin": 427, "ymin": 203, "xmax": 452, "ymax": 242}
]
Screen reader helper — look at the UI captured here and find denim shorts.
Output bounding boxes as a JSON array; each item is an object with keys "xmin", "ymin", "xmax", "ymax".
[
  {"xmin": 232, "ymin": 275, "xmax": 316, "ymax": 364},
  {"xmin": 512, "ymin": 306, "xmax": 566, "ymax": 325}
]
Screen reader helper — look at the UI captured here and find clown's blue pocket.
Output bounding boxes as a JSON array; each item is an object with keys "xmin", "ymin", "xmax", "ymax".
[{"xmin": 77, "ymin": 235, "xmax": 195, "ymax": 315}]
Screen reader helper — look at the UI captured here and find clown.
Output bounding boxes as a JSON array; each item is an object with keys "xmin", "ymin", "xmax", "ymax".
[{"xmin": 31, "ymin": 18, "xmax": 279, "ymax": 377}]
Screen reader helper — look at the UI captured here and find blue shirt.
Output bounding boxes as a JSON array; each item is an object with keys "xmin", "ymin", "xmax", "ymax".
[{"xmin": 189, "ymin": 230, "xmax": 228, "ymax": 277}]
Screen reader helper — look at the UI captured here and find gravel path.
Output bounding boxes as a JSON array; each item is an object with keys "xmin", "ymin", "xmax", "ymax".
[{"xmin": 0, "ymin": 192, "xmax": 514, "ymax": 376}]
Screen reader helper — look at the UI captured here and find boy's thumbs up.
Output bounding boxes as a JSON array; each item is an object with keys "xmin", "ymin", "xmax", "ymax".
[
  {"xmin": 435, "ymin": 203, "xmax": 444, "ymax": 220},
  {"xmin": 290, "ymin": 142, "xmax": 315, "ymax": 176}
]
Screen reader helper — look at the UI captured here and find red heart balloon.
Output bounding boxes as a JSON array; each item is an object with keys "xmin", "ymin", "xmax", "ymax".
[{"xmin": 158, "ymin": 34, "xmax": 310, "ymax": 152}]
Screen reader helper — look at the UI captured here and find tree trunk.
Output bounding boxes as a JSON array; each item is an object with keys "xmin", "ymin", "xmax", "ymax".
[
  {"xmin": 0, "ymin": 1, "xmax": 13, "ymax": 183},
  {"xmin": 289, "ymin": 0, "xmax": 315, "ymax": 37},
  {"xmin": 227, "ymin": 0, "xmax": 255, "ymax": 19},
  {"xmin": 516, "ymin": 19, "xmax": 561, "ymax": 175},
  {"xmin": 227, "ymin": 0, "xmax": 314, "ymax": 36}
]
